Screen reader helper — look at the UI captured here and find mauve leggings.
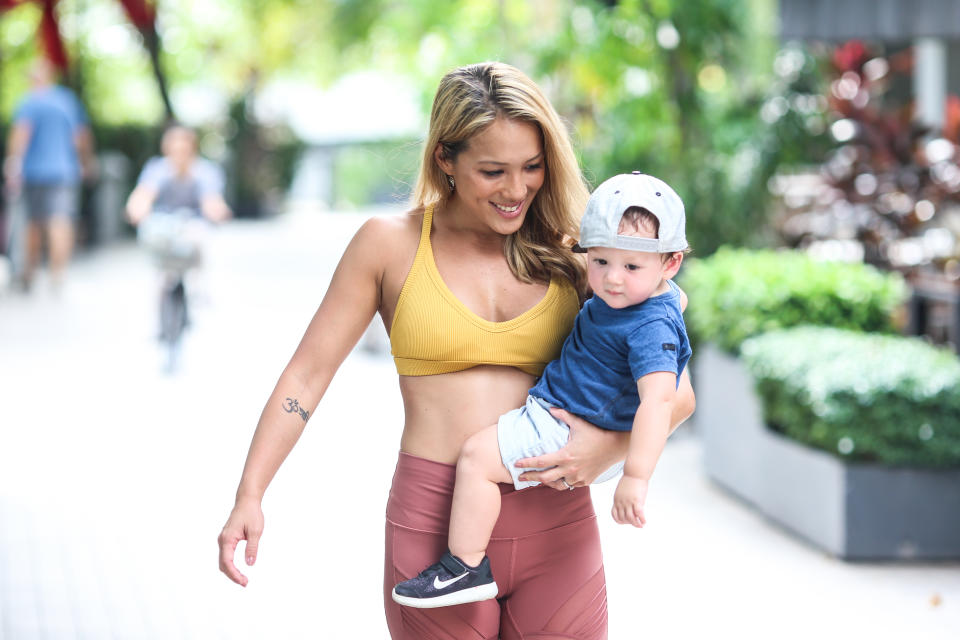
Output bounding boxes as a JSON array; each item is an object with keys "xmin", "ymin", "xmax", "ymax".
[{"xmin": 384, "ymin": 451, "xmax": 608, "ymax": 640}]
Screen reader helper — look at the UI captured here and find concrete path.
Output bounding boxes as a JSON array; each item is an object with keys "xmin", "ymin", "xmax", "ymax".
[{"xmin": 1, "ymin": 206, "xmax": 957, "ymax": 639}]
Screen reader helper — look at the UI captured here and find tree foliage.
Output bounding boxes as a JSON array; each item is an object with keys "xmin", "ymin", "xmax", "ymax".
[
  {"xmin": 325, "ymin": 0, "xmax": 829, "ymax": 254},
  {"xmin": 1, "ymin": 0, "xmax": 828, "ymax": 246}
]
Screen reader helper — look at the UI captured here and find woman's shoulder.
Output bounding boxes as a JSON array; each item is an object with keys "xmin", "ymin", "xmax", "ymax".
[
  {"xmin": 354, "ymin": 206, "xmax": 423, "ymax": 247},
  {"xmin": 346, "ymin": 207, "xmax": 425, "ymax": 272}
]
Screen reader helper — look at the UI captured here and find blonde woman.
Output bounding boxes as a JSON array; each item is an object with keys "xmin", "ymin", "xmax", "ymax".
[{"xmin": 218, "ymin": 62, "xmax": 695, "ymax": 639}]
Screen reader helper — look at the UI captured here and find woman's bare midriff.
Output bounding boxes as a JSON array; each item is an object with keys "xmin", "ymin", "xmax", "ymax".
[{"xmin": 398, "ymin": 365, "xmax": 536, "ymax": 464}]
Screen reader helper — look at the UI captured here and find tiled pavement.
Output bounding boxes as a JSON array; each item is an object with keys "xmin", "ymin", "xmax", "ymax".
[{"xmin": 1, "ymin": 206, "xmax": 958, "ymax": 639}]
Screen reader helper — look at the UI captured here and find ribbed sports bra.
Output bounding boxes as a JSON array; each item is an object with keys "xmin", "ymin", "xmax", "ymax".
[{"xmin": 390, "ymin": 203, "xmax": 580, "ymax": 376}]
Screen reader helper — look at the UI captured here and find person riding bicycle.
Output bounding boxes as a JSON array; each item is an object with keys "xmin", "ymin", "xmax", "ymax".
[
  {"xmin": 125, "ymin": 124, "xmax": 231, "ymax": 369},
  {"xmin": 126, "ymin": 123, "xmax": 231, "ymax": 225}
]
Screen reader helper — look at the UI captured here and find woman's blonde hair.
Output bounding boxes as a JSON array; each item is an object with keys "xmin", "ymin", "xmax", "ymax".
[{"xmin": 412, "ymin": 62, "xmax": 589, "ymax": 294}]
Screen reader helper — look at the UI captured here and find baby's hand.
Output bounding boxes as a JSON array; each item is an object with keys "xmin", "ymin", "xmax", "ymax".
[{"xmin": 612, "ymin": 475, "xmax": 648, "ymax": 528}]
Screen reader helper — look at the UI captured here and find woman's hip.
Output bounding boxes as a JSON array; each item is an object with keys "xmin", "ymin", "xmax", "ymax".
[{"xmin": 385, "ymin": 450, "xmax": 597, "ymax": 537}]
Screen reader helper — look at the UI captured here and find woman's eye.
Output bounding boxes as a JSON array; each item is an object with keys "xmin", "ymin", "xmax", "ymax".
[
  {"xmin": 525, "ymin": 163, "xmax": 543, "ymax": 171},
  {"xmin": 481, "ymin": 170, "xmax": 503, "ymax": 177}
]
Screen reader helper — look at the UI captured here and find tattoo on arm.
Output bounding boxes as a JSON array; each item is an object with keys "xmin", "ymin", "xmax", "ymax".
[{"xmin": 282, "ymin": 397, "xmax": 310, "ymax": 422}]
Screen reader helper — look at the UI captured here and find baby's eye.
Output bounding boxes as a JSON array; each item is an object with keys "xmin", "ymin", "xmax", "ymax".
[
  {"xmin": 626, "ymin": 264, "xmax": 640, "ymax": 271},
  {"xmin": 593, "ymin": 258, "xmax": 607, "ymax": 265}
]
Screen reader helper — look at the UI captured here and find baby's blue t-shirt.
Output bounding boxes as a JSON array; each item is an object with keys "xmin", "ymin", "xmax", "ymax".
[{"xmin": 529, "ymin": 280, "xmax": 691, "ymax": 432}]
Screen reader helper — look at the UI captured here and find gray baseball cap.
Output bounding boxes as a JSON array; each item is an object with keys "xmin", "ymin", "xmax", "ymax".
[{"xmin": 576, "ymin": 172, "xmax": 688, "ymax": 253}]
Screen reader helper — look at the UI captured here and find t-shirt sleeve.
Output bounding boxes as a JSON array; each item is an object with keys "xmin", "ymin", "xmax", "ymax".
[
  {"xmin": 69, "ymin": 92, "xmax": 89, "ymax": 127},
  {"xmin": 136, "ymin": 157, "xmax": 167, "ymax": 189},
  {"xmin": 626, "ymin": 318, "xmax": 682, "ymax": 382},
  {"xmin": 191, "ymin": 159, "xmax": 224, "ymax": 197},
  {"xmin": 13, "ymin": 99, "xmax": 35, "ymax": 125}
]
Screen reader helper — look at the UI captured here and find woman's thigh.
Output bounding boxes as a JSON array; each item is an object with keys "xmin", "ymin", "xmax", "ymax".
[
  {"xmin": 385, "ymin": 521, "xmax": 501, "ymax": 640},
  {"xmin": 498, "ymin": 515, "xmax": 608, "ymax": 640},
  {"xmin": 384, "ymin": 452, "xmax": 501, "ymax": 639}
]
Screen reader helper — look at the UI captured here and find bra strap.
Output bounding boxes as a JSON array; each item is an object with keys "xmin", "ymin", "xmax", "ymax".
[{"xmin": 420, "ymin": 202, "xmax": 434, "ymax": 246}]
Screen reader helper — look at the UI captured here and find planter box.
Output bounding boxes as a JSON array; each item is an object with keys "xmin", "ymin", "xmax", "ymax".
[{"xmin": 695, "ymin": 342, "xmax": 960, "ymax": 560}]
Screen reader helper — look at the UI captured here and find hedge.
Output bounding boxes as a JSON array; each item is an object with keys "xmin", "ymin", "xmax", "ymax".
[
  {"xmin": 740, "ymin": 326, "xmax": 960, "ymax": 467},
  {"xmin": 679, "ymin": 248, "xmax": 907, "ymax": 353}
]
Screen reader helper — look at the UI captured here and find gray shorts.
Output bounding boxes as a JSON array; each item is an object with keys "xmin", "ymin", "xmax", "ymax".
[
  {"xmin": 24, "ymin": 183, "xmax": 79, "ymax": 221},
  {"xmin": 498, "ymin": 395, "xmax": 624, "ymax": 490}
]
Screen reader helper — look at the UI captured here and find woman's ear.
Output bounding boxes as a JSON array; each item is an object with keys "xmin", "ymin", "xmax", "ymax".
[{"xmin": 434, "ymin": 144, "xmax": 455, "ymax": 176}]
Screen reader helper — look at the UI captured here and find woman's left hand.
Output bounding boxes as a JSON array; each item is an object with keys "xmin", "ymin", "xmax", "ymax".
[{"xmin": 515, "ymin": 407, "xmax": 629, "ymax": 491}]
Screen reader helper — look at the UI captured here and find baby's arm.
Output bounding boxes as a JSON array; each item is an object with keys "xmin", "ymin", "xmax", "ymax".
[{"xmin": 611, "ymin": 371, "xmax": 677, "ymax": 528}]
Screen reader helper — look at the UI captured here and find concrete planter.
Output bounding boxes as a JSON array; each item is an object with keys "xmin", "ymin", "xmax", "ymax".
[{"xmin": 695, "ymin": 343, "xmax": 960, "ymax": 560}]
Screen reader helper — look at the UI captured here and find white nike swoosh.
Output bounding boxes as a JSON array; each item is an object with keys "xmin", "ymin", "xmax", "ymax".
[{"xmin": 434, "ymin": 572, "xmax": 468, "ymax": 590}]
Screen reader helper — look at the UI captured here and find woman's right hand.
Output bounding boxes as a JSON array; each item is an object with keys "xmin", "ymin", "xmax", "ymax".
[
  {"xmin": 218, "ymin": 496, "xmax": 264, "ymax": 587},
  {"xmin": 515, "ymin": 407, "xmax": 629, "ymax": 489}
]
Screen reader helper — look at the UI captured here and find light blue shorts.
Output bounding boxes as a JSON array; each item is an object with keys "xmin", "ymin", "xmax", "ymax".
[{"xmin": 498, "ymin": 395, "xmax": 624, "ymax": 490}]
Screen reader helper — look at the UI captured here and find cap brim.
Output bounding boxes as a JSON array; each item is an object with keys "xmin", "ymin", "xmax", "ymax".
[{"xmin": 572, "ymin": 243, "xmax": 588, "ymax": 253}]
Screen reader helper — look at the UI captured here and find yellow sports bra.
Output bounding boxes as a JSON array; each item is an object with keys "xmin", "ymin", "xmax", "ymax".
[{"xmin": 390, "ymin": 203, "xmax": 580, "ymax": 376}]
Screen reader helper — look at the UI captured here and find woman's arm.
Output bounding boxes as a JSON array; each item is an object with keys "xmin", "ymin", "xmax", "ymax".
[
  {"xmin": 515, "ymin": 367, "xmax": 695, "ymax": 489},
  {"xmin": 218, "ymin": 217, "xmax": 389, "ymax": 586}
]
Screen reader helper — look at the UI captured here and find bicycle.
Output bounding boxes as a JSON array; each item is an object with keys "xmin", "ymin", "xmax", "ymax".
[{"xmin": 137, "ymin": 208, "xmax": 209, "ymax": 372}]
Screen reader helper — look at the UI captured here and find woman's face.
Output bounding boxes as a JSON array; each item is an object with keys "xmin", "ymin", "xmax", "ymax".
[{"xmin": 437, "ymin": 117, "xmax": 546, "ymax": 236}]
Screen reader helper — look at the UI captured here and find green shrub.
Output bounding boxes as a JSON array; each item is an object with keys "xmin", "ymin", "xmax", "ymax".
[
  {"xmin": 679, "ymin": 248, "xmax": 908, "ymax": 353},
  {"xmin": 741, "ymin": 327, "xmax": 960, "ymax": 467}
]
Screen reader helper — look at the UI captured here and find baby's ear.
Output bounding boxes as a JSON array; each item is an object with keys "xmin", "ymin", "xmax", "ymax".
[{"xmin": 663, "ymin": 252, "xmax": 684, "ymax": 278}]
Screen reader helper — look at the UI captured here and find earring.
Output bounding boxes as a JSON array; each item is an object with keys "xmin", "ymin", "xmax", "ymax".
[{"xmin": 446, "ymin": 174, "xmax": 455, "ymax": 191}]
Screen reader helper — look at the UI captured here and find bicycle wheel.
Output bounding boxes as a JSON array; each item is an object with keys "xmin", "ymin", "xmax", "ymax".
[{"xmin": 159, "ymin": 278, "xmax": 188, "ymax": 370}]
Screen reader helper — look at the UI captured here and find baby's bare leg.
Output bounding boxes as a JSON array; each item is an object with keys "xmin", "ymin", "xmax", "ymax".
[{"xmin": 448, "ymin": 423, "xmax": 512, "ymax": 567}]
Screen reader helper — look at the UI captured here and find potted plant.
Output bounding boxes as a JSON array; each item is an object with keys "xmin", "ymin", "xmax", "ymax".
[{"xmin": 678, "ymin": 247, "xmax": 960, "ymax": 559}]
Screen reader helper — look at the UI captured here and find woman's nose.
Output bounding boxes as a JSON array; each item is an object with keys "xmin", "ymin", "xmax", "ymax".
[{"xmin": 503, "ymin": 172, "xmax": 525, "ymax": 200}]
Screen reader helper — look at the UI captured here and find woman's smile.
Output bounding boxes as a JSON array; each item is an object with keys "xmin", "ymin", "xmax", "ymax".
[{"xmin": 491, "ymin": 200, "xmax": 524, "ymax": 218}]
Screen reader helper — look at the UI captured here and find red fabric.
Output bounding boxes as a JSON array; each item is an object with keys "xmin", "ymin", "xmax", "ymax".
[
  {"xmin": 116, "ymin": 0, "xmax": 155, "ymax": 31},
  {"xmin": 0, "ymin": 0, "xmax": 66, "ymax": 70},
  {"xmin": 0, "ymin": 0, "xmax": 156, "ymax": 71},
  {"xmin": 39, "ymin": 0, "xmax": 67, "ymax": 70},
  {"xmin": 383, "ymin": 452, "xmax": 608, "ymax": 640}
]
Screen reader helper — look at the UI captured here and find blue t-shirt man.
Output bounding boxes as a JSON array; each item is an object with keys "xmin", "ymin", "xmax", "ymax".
[{"xmin": 14, "ymin": 85, "xmax": 88, "ymax": 186}]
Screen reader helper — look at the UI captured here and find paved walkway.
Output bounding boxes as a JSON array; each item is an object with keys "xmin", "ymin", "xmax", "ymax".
[{"xmin": 1, "ymin": 206, "xmax": 957, "ymax": 639}]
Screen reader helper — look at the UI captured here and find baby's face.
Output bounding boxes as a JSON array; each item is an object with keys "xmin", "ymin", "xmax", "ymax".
[{"xmin": 586, "ymin": 246, "xmax": 670, "ymax": 309}]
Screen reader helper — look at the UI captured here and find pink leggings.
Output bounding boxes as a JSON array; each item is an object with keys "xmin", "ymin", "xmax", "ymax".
[{"xmin": 384, "ymin": 451, "xmax": 608, "ymax": 639}]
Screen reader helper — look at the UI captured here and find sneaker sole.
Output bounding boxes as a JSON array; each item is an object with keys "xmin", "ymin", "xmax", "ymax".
[{"xmin": 391, "ymin": 582, "xmax": 499, "ymax": 609}]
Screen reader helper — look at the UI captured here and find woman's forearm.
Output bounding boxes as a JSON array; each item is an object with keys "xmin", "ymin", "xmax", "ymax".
[{"xmin": 235, "ymin": 369, "xmax": 328, "ymax": 502}]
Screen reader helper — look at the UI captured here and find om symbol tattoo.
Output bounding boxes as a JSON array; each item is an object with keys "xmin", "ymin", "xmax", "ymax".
[{"xmin": 282, "ymin": 397, "xmax": 310, "ymax": 422}]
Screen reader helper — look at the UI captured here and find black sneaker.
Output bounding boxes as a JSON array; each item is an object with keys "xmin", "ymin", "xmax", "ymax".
[{"xmin": 391, "ymin": 551, "xmax": 498, "ymax": 608}]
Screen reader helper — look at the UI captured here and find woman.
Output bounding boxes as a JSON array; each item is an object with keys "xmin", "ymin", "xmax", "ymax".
[{"xmin": 218, "ymin": 62, "xmax": 695, "ymax": 639}]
